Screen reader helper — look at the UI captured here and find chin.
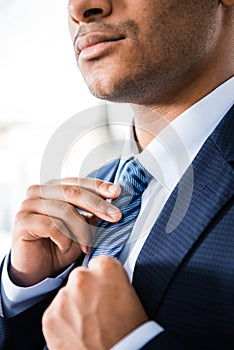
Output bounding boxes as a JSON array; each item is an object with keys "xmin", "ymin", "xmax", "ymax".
[
  {"xmin": 81, "ymin": 63, "xmax": 141, "ymax": 103},
  {"xmin": 85, "ymin": 76, "xmax": 126, "ymax": 102},
  {"xmin": 86, "ymin": 79, "xmax": 153, "ymax": 105},
  {"xmin": 83, "ymin": 60, "xmax": 173, "ymax": 105}
]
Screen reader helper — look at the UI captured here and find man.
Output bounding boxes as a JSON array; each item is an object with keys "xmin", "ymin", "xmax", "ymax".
[{"xmin": 0, "ymin": 0, "xmax": 233, "ymax": 349}]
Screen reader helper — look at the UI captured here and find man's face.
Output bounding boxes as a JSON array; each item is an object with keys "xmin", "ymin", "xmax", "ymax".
[{"xmin": 68, "ymin": 0, "xmax": 220, "ymax": 104}]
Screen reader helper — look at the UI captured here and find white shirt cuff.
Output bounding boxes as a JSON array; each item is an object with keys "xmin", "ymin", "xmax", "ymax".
[
  {"xmin": 110, "ymin": 321, "xmax": 164, "ymax": 350},
  {"xmin": 1, "ymin": 253, "xmax": 75, "ymax": 318}
]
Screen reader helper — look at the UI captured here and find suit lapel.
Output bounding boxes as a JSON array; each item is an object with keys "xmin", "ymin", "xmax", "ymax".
[{"xmin": 133, "ymin": 106, "xmax": 234, "ymax": 319}]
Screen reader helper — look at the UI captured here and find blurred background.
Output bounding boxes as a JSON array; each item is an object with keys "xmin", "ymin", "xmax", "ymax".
[{"xmin": 0, "ymin": 0, "xmax": 101, "ymax": 259}]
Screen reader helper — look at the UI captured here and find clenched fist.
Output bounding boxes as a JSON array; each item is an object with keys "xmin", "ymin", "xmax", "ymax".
[{"xmin": 42, "ymin": 256, "xmax": 149, "ymax": 350}]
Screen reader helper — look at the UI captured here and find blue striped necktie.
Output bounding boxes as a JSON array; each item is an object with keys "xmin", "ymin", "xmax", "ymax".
[
  {"xmin": 43, "ymin": 160, "xmax": 152, "ymax": 350},
  {"xmin": 87, "ymin": 158, "xmax": 152, "ymax": 263}
]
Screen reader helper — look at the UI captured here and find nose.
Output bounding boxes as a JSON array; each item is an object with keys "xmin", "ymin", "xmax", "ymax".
[{"xmin": 68, "ymin": 0, "xmax": 112, "ymax": 24}]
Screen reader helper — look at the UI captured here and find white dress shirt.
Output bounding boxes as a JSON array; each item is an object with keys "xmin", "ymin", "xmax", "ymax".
[{"xmin": 1, "ymin": 77, "xmax": 234, "ymax": 349}]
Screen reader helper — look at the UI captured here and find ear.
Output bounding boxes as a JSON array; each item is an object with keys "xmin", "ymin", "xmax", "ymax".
[{"xmin": 221, "ymin": 0, "xmax": 234, "ymax": 7}]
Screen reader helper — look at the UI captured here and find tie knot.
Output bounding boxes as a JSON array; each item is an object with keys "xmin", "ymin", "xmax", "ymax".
[{"xmin": 118, "ymin": 158, "xmax": 152, "ymax": 196}]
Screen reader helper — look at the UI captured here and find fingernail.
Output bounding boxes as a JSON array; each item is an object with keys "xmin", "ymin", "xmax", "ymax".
[
  {"xmin": 108, "ymin": 184, "xmax": 120, "ymax": 194},
  {"xmin": 107, "ymin": 206, "xmax": 121, "ymax": 219}
]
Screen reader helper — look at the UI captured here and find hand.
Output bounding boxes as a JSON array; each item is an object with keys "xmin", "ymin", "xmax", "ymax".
[
  {"xmin": 10, "ymin": 178, "xmax": 122, "ymax": 286},
  {"xmin": 42, "ymin": 256, "xmax": 149, "ymax": 350}
]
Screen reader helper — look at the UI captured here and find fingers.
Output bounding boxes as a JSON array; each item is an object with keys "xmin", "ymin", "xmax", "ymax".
[
  {"xmin": 15, "ymin": 177, "xmax": 122, "ymax": 260},
  {"xmin": 20, "ymin": 199, "xmax": 93, "ymax": 248},
  {"xmin": 26, "ymin": 178, "xmax": 122, "ymax": 222},
  {"xmin": 88, "ymin": 255, "xmax": 121, "ymax": 270},
  {"xmin": 31, "ymin": 177, "xmax": 121, "ymax": 199},
  {"xmin": 17, "ymin": 177, "xmax": 122, "ymax": 256},
  {"xmin": 42, "ymin": 257, "xmax": 148, "ymax": 350},
  {"xmin": 15, "ymin": 212, "xmax": 74, "ymax": 252},
  {"xmin": 28, "ymin": 177, "xmax": 121, "ymax": 199},
  {"xmin": 88, "ymin": 255, "xmax": 130, "ymax": 283}
]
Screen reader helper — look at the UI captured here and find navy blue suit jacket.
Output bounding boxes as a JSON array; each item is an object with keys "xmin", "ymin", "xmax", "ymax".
[{"xmin": 0, "ymin": 105, "xmax": 233, "ymax": 349}]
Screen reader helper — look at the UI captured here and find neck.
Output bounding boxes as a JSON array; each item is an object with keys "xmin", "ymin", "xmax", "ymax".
[{"xmin": 131, "ymin": 28, "xmax": 234, "ymax": 149}]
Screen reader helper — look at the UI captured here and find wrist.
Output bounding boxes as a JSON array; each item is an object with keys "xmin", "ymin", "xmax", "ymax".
[{"xmin": 8, "ymin": 264, "xmax": 48, "ymax": 287}]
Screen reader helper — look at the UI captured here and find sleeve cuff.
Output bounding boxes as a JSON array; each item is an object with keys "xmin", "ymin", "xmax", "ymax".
[
  {"xmin": 110, "ymin": 321, "xmax": 164, "ymax": 350},
  {"xmin": 1, "ymin": 253, "xmax": 75, "ymax": 318}
]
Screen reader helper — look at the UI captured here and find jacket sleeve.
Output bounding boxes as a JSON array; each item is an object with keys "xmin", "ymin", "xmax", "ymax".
[
  {"xmin": 0, "ymin": 290, "xmax": 57, "ymax": 350},
  {"xmin": 0, "ymin": 255, "xmax": 84, "ymax": 350},
  {"xmin": 142, "ymin": 331, "xmax": 188, "ymax": 350}
]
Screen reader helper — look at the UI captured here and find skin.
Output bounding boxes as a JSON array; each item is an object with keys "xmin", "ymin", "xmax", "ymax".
[
  {"xmin": 42, "ymin": 256, "xmax": 148, "ymax": 350},
  {"xmin": 9, "ymin": 0, "xmax": 234, "ymax": 348},
  {"xmin": 11, "ymin": 178, "xmax": 122, "ymax": 286},
  {"xmin": 69, "ymin": 0, "xmax": 234, "ymax": 146}
]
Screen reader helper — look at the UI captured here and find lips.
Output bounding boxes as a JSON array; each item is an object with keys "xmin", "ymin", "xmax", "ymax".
[{"xmin": 75, "ymin": 33, "xmax": 125, "ymax": 57}]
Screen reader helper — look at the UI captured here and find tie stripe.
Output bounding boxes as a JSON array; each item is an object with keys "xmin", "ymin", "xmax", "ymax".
[{"xmin": 86, "ymin": 158, "xmax": 152, "ymax": 263}]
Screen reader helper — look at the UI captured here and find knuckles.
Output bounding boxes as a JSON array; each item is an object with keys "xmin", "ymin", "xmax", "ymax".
[
  {"xmin": 89, "ymin": 255, "xmax": 124, "ymax": 276},
  {"xmin": 20, "ymin": 198, "xmax": 34, "ymax": 211},
  {"xmin": 94, "ymin": 179, "xmax": 107, "ymax": 193},
  {"xmin": 92, "ymin": 196, "xmax": 108, "ymax": 216},
  {"xmin": 56, "ymin": 288, "xmax": 70, "ymax": 313},
  {"xmin": 63, "ymin": 185, "xmax": 80, "ymax": 200},
  {"xmin": 42, "ymin": 307, "xmax": 53, "ymax": 330},
  {"xmin": 59, "ymin": 202, "xmax": 73, "ymax": 218},
  {"xmin": 26, "ymin": 184, "xmax": 40, "ymax": 198},
  {"xmin": 68, "ymin": 268, "xmax": 91, "ymax": 289},
  {"xmin": 15, "ymin": 210, "xmax": 30, "ymax": 223},
  {"xmin": 42, "ymin": 287, "xmax": 68, "ymax": 327},
  {"xmin": 48, "ymin": 218, "xmax": 64, "ymax": 234}
]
